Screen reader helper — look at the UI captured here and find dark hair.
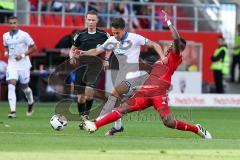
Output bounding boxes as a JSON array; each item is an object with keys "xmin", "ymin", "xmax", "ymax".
[
  {"xmin": 111, "ymin": 18, "xmax": 125, "ymax": 29},
  {"xmin": 174, "ymin": 37, "xmax": 186, "ymax": 51},
  {"xmin": 86, "ymin": 10, "xmax": 98, "ymax": 16},
  {"xmin": 8, "ymin": 16, "xmax": 18, "ymax": 21},
  {"xmin": 180, "ymin": 37, "xmax": 186, "ymax": 46}
]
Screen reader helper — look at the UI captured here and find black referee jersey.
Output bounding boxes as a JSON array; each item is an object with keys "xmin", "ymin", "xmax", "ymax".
[{"xmin": 72, "ymin": 28, "xmax": 109, "ymax": 51}]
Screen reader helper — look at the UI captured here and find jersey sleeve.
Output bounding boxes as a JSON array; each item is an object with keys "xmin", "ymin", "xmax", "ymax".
[
  {"xmin": 135, "ymin": 34, "xmax": 149, "ymax": 46},
  {"xmin": 98, "ymin": 36, "xmax": 114, "ymax": 51},
  {"xmin": 72, "ymin": 33, "xmax": 81, "ymax": 47},
  {"xmin": 24, "ymin": 32, "xmax": 35, "ymax": 46}
]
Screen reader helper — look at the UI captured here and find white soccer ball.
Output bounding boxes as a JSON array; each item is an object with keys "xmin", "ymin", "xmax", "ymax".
[{"xmin": 50, "ymin": 114, "xmax": 67, "ymax": 131}]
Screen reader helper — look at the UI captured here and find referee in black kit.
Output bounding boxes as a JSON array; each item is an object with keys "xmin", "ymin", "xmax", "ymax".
[{"xmin": 69, "ymin": 10, "xmax": 110, "ymax": 128}]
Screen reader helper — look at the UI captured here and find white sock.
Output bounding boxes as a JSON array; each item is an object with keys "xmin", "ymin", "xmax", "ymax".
[
  {"xmin": 114, "ymin": 118, "xmax": 122, "ymax": 130},
  {"xmin": 8, "ymin": 84, "xmax": 16, "ymax": 112},
  {"xmin": 22, "ymin": 87, "xmax": 34, "ymax": 104}
]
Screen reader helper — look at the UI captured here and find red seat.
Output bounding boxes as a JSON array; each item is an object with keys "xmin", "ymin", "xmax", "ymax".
[
  {"xmin": 30, "ymin": 13, "xmax": 37, "ymax": 25},
  {"xmin": 65, "ymin": 15, "xmax": 74, "ymax": 26},
  {"xmin": 74, "ymin": 16, "xmax": 84, "ymax": 27},
  {"xmin": 45, "ymin": 14, "xmax": 55, "ymax": 26},
  {"xmin": 55, "ymin": 14, "xmax": 62, "ymax": 26}
]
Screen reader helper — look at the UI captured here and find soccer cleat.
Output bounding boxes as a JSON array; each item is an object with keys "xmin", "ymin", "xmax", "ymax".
[
  {"xmin": 26, "ymin": 102, "xmax": 35, "ymax": 116},
  {"xmin": 196, "ymin": 124, "xmax": 212, "ymax": 140},
  {"xmin": 105, "ymin": 127, "xmax": 124, "ymax": 136},
  {"xmin": 79, "ymin": 115, "xmax": 89, "ymax": 130},
  {"xmin": 8, "ymin": 111, "xmax": 16, "ymax": 118},
  {"xmin": 83, "ymin": 120, "xmax": 97, "ymax": 133}
]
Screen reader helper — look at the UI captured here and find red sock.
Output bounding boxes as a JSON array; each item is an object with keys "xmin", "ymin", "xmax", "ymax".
[
  {"xmin": 175, "ymin": 120, "xmax": 198, "ymax": 133},
  {"xmin": 96, "ymin": 110, "xmax": 122, "ymax": 128}
]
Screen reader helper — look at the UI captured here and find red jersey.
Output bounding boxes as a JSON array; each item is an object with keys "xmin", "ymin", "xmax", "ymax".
[
  {"xmin": 134, "ymin": 51, "xmax": 182, "ymax": 97},
  {"xmin": 151, "ymin": 51, "xmax": 182, "ymax": 82}
]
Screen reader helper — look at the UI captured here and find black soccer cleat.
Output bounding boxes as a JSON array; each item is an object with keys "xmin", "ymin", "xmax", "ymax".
[
  {"xmin": 26, "ymin": 102, "xmax": 35, "ymax": 116},
  {"xmin": 105, "ymin": 127, "xmax": 124, "ymax": 136}
]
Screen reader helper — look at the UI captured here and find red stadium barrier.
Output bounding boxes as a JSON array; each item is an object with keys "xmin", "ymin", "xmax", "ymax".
[{"xmin": 0, "ymin": 25, "xmax": 220, "ymax": 83}]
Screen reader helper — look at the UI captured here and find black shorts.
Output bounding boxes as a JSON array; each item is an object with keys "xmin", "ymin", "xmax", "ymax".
[{"xmin": 74, "ymin": 56, "xmax": 103, "ymax": 94}]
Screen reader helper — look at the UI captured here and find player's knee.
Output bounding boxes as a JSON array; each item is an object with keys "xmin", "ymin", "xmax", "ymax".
[
  {"xmin": 162, "ymin": 115, "xmax": 176, "ymax": 129},
  {"xmin": 117, "ymin": 103, "xmax": 131, "ymax": 115}
]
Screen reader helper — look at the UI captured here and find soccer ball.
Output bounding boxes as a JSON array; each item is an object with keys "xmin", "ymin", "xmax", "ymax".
[{"xmin": 50, "ymin": 114, "xmax": 67, "ymax": 131}]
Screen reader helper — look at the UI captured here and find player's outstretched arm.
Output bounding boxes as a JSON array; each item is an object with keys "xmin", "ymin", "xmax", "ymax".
[
  {"xmin": 162, "ymin": 10, "xmax": 180, "ymax": 40},
  {"xmin": 146, "ymin": 40, "xmax": 165, "ymax": 59},
  {"xmin": 80, "ymin": 48, "xmax": 104, "ymax": 56},
  {"xmin": 162, "ymin": 10, "xmax": 182, "ymax": 54}
]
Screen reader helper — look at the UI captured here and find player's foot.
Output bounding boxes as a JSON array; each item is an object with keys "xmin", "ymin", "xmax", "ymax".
[
  {"xmin": 79, "ymin": 115, "xmax": 89, "ymax": 130},
  {"xmin": 83, "ymin": 120, "xmax": 97, "ymax": 133},
  {"xmin": 8, "ymin": 111, "xmax": 16, "ymax": 118},
  {"xmin": 26, "ymin": 102, "xmax": 34, "ymax": 116},
  {"xmin": 196, "ymin": 124, "xmax": 212, "ymax": 139},
  {"xmin": 105, "ymin": 127, "xmax": 124, "ymax": 136}
]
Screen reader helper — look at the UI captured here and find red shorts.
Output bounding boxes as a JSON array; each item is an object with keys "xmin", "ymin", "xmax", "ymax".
[{"xmin": 126, "ymin": 95, "xmax": 171, "ymax": 117}]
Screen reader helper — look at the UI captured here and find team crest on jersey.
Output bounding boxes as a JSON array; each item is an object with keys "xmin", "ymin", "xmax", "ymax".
[{"xmin": 104, "ymin": 40, "xmax": 133, "ymax": 55}]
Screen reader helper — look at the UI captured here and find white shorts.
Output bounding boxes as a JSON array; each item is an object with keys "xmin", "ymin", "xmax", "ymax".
[{"xmin": 6, "ymin": 69, "xmax": 30, "ymax": 84}]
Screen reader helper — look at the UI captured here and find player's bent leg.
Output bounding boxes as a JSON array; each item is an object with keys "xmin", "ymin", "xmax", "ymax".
[
  {"xmin": 20, "ymin": 83, "xmax": 35, "ymax": 116},
  {"xmin": 160, "ymin": 114, "xmax": 212, "ymax": 139},
  {"xmin": 7, "ymin": 80, "xmax": 17, "ymax": 118}
]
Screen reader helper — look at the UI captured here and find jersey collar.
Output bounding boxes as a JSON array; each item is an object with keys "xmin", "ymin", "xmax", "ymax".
[
  {"xmin": 88, "ymin": 30, "xmax": 96, "ymax": 34},
  {"xmin": 10, "ymin": 29, "xmax": 19, "ymax": 36},
  {"xmin": 120, "ymin": 32, "xmax": 128, "ymax": 44}
]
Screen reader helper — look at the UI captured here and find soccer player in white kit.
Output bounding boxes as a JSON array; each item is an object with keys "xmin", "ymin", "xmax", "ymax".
[
  {"xmin": 3, "ymin": 16, "xmax": 37, "ymax": 118},
  {"xmin": 74, "ymin": 18, "xmax": 165, "ymax": 136}
]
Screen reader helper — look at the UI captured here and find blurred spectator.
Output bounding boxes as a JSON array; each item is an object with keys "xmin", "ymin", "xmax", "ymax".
[
  {"xmin": 138, "ymin": 5, "xmax": 151, "ymax": 29},
  {"xmin": 0, "ymin": 0, "xmax": 14, "ymax": 23},
  {"xmin": 51, "ymin": 0, "xmax": 63, "ymax": 12},
  {"xmin": 29, "ymin": 0, "xmax": 38, "ymax": 11},
  {"xmin": 65, "ymin": 1, "xmax": 85, "ymax": 13},
  {"xmin": 114, "ymin": 2, "xmax": 141, "ymax": 29},
  {"xmin": 41, "ymin": 0, "xmax": 51, "ymax": 11},
  {"xmin": 0, "ymin": 60, "xmax": 7, "ymax": 80},
  {"xmin": 210, "ymin": 36, "xmax": 229, "ymax": 93},
  {"xmin": 55, "ymin": 29, "xmax": 79, "ymax": 49},
  {"xmin": 230, "ymin": 24, "xmax": 240, "ymax": 83},
  {"xmin": 96, "ymin": 2, "xmax": 108, "ymax": 27}
]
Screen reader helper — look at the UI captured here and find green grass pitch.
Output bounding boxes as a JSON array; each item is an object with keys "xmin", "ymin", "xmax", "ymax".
[{"xmin": 0, "ymin": 102, "xmax": 240, "ymax": 160}]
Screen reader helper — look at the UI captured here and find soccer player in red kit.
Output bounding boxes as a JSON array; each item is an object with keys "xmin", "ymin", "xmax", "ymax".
[{"xmin": 83, "ymin": 10, "xmax": 212, "ymax": 139}]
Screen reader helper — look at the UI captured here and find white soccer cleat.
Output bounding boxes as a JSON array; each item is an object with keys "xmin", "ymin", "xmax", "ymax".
[
  {"xmin": 196, "ymin": 124, "xmax": 212, "ymax": 140},
  {"xmin": 8, "ymin": 112, "xmax": 16, "ymax": 118},
  {"xmin": 84, "ymin": 120, "xmax": 97, "ymax": 133},
  {"xmin": 26, "ymin": 110, "xmax": 34, "ymax": 116}
]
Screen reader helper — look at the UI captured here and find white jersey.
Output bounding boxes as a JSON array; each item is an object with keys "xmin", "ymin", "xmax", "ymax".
[
  {"xmin": 99, "ymin": 32, "xmax": 149, "ymax": 79},
  {"xmin": 3, "ymin": 29, "xmax": 34, "ymax": 70}
]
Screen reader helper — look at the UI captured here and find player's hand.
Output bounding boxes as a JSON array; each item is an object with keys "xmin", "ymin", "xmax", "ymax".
[
  {"xmin": 103, "ymin": 60, "xmax": 109, "ymax": 71},
  {"xmin": 161, "ymin": 57, "xmax": 168, "ymax": 65},
  {"xmin": 15, "ymin": 55, "xmax": 22, "ymax": 61},
  {"xmin": 70, "ymin": 57, "xmax": 77, "ymax": 65},
  {"xmin": 162, "ymin": 10, "xmax": 169, "ymax": 22},
  {"xmin": 72, "ymin": 49, "xmax": 81, "ymax": 58}
]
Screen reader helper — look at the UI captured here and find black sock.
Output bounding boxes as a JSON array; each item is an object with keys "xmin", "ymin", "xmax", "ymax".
[
  {"xmin": 85, "ymin": 99, "xmax": 93, "ymax": 115},
  {"xmin": 77, "ymin": 102, "xmax": 86, "ymax": 116}
]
